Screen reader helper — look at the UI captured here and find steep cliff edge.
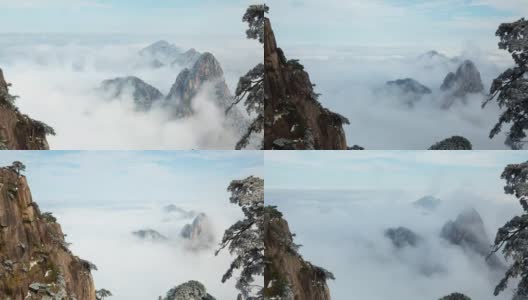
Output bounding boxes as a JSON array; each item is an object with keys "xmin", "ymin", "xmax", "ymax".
[
  {"xmin": 264, "ymin": 18, "xmax": 349, "ymax": 150},
  {"xmin": 0, "ymin": 166, "xmax": 96, "ymax": 299},
  {"xmin": 264, "ymin": 207, "xmax": 332, "ymax": 300},
  {"xmin": 0, "ymin": 69, "xmax": 52, "ymax": 150}
]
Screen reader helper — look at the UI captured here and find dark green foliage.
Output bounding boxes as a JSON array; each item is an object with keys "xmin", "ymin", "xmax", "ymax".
[
  {"xmin": 217, "ymin": 176, "xmax": 264, "ymax": 300},
  {"xmin": 483, "ymin": 18, "xmax": 528, "ymax": 149},
  {"xmin": 287, "ymin": 59, "xmax": 304, "ymax": 71},
  {"xmin": 10, "ymin": 161, "xmax": 26, "ymax": 176},
  {"xmin": 428, "ymin": 136, "xmax": 472, "ymax": 150},
  {"xmin": 231, "ymin": 5, "xmax": 268, "ymax": 149},
  {"xmin": 264, "ymin": 206, "xmax": 283, "ymax": 219},
  {"xmin": 96, "ymin": 288, "xmax": 113, "ymax": 300},
  {"xmin": 490, "ymin": 161, "xmax": 528, "ymax": 297},
  {"xmin": 41, "ymin": 212, "xmax": 57, "ymax": 223},
  {"xmin": 31, "ymin": 119, "xmax": 56, "ymax": 136},
  {"xmin": 230, "ymin": 64, "xmax": 264, "ymax": 150},
  {"xmin": 242, "ymin": 4, "xmax": 268, "ymax": 43},
  {"xmin": 439, "ymin": 292, "xmax": 472, "ymax": 300}
]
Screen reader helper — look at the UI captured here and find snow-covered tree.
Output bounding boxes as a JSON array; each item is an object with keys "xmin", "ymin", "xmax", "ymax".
[
  {"xmin": 490, "ymin": 161, "xmax": 528, "ymax": 298},
  {"xmin": 483, "ymin": 18, "xmax": 528, "ymax": 149},
  {"xmin": 216, "ymin": 176, "xmax": 264, "ymax": 299},
  {"xmin": 229, "ymin": 5, "xmax": 268, "ymax": 150},
  {"xmin": 242, "ymin": 4, "xmax": 268, "ymax": 43}
]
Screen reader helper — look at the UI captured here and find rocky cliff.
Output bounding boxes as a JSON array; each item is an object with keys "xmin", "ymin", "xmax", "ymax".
[
  {"xmin": 264, "ymin": 207, "xmax": 332, "ymax": 300},
  {"xmin": 0, "ymin": 166, "xmax": 96, "ymax": 299},
  {"xmin": 0, "ymin": 69, "xmax": 52, "ymax": 150},
  {"xmin": 264, "ymin": 18, "xmax": 349, "ymax": 150}
]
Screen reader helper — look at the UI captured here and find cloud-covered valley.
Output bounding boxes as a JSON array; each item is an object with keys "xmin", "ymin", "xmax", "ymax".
[
  {"xmin": 0, "ymin": 34, "xmax": 261, "ymax": 149},
  {"xmin": 266, "ymin": 188, "xmax": 521, "ymax": 299}
]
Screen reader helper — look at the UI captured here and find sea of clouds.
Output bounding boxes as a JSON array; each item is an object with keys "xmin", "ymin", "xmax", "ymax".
[
  {"xmin": 51, "ymin": 201, "xmax": 243, "ymax": 300},
  {"xmin": 282, "ymin": 44, "xmax": 514, "ymax": 149},
  {"xmin": 267, "ymin": 188, "xmax": 522, "ymax": 300},
  {"xmin": 0, "ymin": 34, "xmax": 260, "ymax": 149}
]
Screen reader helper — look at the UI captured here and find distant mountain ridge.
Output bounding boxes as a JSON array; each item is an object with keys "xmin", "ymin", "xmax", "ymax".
[
  {"xmin": 100, "ymin": 76, "xmax": 164, "ymax": 111},
  {"xmin": 102, "ymin": 44, "xmax": 248, "ymax": 137},
  {"xmin": 139, "ymin": 40, "xmax": 201, "ymax": 68}
]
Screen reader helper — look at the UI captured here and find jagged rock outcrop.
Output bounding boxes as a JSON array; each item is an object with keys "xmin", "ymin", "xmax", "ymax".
[
  {"xmin": 440, "ymin": 208, "xmax": 504, "ymax": 269},
  {"xmin": 264, "ymin": 207, "xmax": 332, "ymax": 300},
  {"xmin": 264, "ymin": 18, "xmax": 348, "ymax": 150},
  {"xmin": 161, "ymin": 280, "xmax": 216, "ymax": 300},
  {"xmin": 384, "ymin": 226, "xmax": 421, "ymax": 248},
  {"xmin": 0, "ymin": 166, "xmax": 96, "ymax": 299},
  {"xmin": 100, "ymin": 76, "xmax": 164, "ymax": 111},
  {"xmin": 139, "ymin": 40, "xmax": 200, "ymax": 67},
  {"xmin": 385, "ymin": 78, "xmax": 432, "ymax": 107},
  {"xmin": 428, "ymin": 136, "xmax": 472, "ymax": 150},
  {"xmin": 132, "ymin": 229, "xmax": 168, "ymax": 242},
  {"xmin": 180, "ymin": 213, "xmax": 214, "ymax": 249},
  {"xmin": 440, "ymin": 60, "xmax": 484, "ymax": 106},
  {"xmin": 165, "ymin": 52, "xmax": 245, "ymax": 129},
  {"xmin": 413, "ymin": 195, "xmax": 442, "ymax": 211},
  {"xmin": 0, "ymin": 68, "xmax": 52, "ymax": 150}
]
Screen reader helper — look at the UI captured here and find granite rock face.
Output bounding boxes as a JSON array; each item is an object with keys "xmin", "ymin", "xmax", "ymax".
[
  {"xmin": 100, "ymin": 76, "xmax": 164, "ymax": 111},
  {"xmin": 264, "ymin": 207, "xmax": 333, "ymax": 300},
  {"xmin": 0, "ymin": 166, "xmax": 96, "ymax": 299},
  {"xmin": 264, "ymin": 18, "xmax": 348, "ymax": 150},
  {"xmin": 0, "ymin": 68, "xmax": 52, "ymax": 150}
]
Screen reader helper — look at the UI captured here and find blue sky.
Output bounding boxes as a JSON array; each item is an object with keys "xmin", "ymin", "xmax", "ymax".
[
  {"xmin": 267, "ymin": 0, "xmax": 527, "ymax": 52},
  {"xmin": 0, "ymin": 0, "xmax": 254, "ymax": 36},
  {"xmin": 265, "ymin": 151, "xmax": 528, "ymax": 197},
  {"xmin": 0, "ymin": 151, "xmax": 262, "ymax": 208}
]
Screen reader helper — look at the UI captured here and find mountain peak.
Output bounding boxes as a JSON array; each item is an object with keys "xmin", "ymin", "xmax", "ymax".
[
  {"xmin": 264, "ymin": 17, "xmax": 348, "ymax": 150},
  {"xmin": 441, "ymin": 208, "xmax": 504, "ymax": 269},
  {"xmin": 441, "ymin": 59, "xmax": 484, "ymax": 100},
  {"xmin": 165, "ymin": 52, "xmax": 231, "ymax": 117}
]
